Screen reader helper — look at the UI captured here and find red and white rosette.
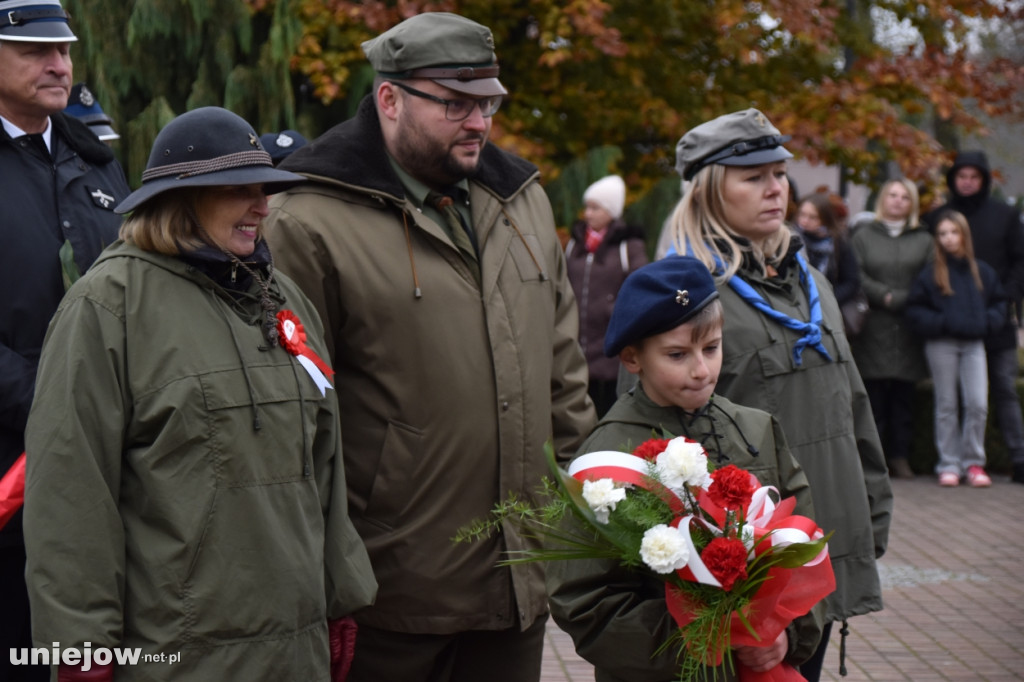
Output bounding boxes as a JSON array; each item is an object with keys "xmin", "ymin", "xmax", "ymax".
[{"xmin": 276, "ymin": 310, "xmax": 335, "ymax": 396}]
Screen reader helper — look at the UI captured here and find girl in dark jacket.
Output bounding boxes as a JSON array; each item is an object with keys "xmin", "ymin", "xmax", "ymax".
[
  {"xmin": 565, "ymin": 175, "xmax": 648, "ymax": 416},
  {"xmin": 905, "ymin": 211, "xmax": 1006, "ymax": 488}
]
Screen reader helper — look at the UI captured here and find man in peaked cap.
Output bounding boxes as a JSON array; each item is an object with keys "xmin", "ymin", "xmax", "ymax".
[
  {"xmin": 64, "ymin": 82, "xmax": 119, "ymax": 142},
  {"xmin": 263, "ymin": 11, "xmax": 595, "ymax": 682},
  {"xmin": 0, "ymin": 3, "xmax": 129, "ymax": 680}
]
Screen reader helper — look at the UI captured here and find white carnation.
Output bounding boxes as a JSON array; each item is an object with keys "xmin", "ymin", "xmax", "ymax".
[
  {"xmin": 581, "ymin": 478, "xmax": 627, "ymax": 524},
  {"xmin": 639, "ymin": 524, "xmax": 690, "ymax": 574},
  {"xmin": 655, "ymin": 437, "xmax": 711, "ymax": 491}
]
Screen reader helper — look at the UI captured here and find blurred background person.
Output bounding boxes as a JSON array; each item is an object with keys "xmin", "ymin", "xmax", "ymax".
[
  {"xmin": 795, "ymin": 192, "xmax": 861, "ymax": 310},
  {"xmin": 905, "ymin": 210, "xmax": 1006, "ymax": 487},
  {"xmin": 63, "ymin": 82, "xmax": 119, "ymax": 142},
  {"xmin": 849, "ymin": 178, "xmax": 934, "ymax": 479},
  {"xmin": 565, "ymin": 174, "xmax": 648, "ymax": 416},
  {"xmin": 924, "ymin": 151, "xmax": 1024, "ymax": 485},
  {"xmin": 260, "ymin": 129, "xmax": 308, "ymax": 166}
]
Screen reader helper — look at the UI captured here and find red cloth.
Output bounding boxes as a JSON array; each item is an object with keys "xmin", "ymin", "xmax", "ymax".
[
  {"xmin": 58, "ymin": 664, "xmax": 114, "ymax": 682},
  {"xmin": 584, "ymin": 226, "xmax": 605, "ymax": 253},
  {"xmin": 0, "ymin": 452, "xmax": 25, "ymax": 530},
  {"xmin": 329, "ymin": 617, "xmax": 358, "ymax": 682}
]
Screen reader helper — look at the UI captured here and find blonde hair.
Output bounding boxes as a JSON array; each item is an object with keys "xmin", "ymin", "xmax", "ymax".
[
  {"xmin": 932, "ymin": 210, "xmax": 982, "ymax": 295},
  {"xmin": 874, "ymin": 178, "xmax": 921, "ymax": 229},
  {"xmin": 669, "ymin": 164, "xmax": 791, "ymax": 282},
  {"xmin": 119, "ymin": 187, "xmax": 256, "ymax": 255}
]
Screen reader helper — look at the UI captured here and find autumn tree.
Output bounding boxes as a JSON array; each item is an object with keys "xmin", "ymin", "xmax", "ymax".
[{"xmin": 282, "ymin": 0, "xmax": 1024, "ymax": 227}]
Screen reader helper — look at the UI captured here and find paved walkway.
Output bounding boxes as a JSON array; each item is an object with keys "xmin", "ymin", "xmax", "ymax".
[{"xmin": 541, "ymin": 474, "xmax": 1024, "ymax": 681}]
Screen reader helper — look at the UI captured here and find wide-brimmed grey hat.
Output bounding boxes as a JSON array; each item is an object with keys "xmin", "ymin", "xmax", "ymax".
[
  {"xmin": 115, "ymin": 107, "xmax": 306, "ymax": 214},
  {"xmin": 362, "ymin": 12, "xmax": 507, "ymax": 97},
  {"xmin": 676, "ymin": 108, "xmax": 793, "ymax": 181},
  {"xmin": 0, "ymin": 0, "xmax": 77, "ymax": 42}
]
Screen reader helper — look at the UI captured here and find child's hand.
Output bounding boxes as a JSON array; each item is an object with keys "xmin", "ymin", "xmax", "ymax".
[{"xmin": 734, "ymin": 631, "xmax": 788, "ymax": 672}]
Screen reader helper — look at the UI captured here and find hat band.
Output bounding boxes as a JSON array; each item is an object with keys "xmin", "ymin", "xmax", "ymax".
[
  {"xmin": 0, "ymin": 6, "xmax": 69, "ymax": 28},
  {"xmin": 392, "ymin": 65, "xmax": 499, "ymax": 81},
  {"xmin": 142, "ymin": 150, "xmax": 273, "ymax": 182},
  {"xmin": 686, "ymin": 134, "xmax": 791, "ymax": 180}
]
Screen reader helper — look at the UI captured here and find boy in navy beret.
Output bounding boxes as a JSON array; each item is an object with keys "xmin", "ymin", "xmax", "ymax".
[{"xmin": 547, "ymin": 255, "xmax": 825, "ymax": 682}]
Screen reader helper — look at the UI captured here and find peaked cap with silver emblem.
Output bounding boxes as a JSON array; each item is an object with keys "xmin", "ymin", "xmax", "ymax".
[
  {"xmin": 115, "ymin": 107, "xmax": 306, "ymax": 214},
  {"xmin": 604, "ymin": 255, "xmax": 720, "ymax": 357},
  {"xmin": 64, "ymin": 83, "xmax": 120, "ymax": 141},
  {"xmin": 675, "ymin": 108, "xmax": 793, "ymax": 181},
  {"xmin": 0, "ymin": 0, "xmax": 77, "ymax": 42}
]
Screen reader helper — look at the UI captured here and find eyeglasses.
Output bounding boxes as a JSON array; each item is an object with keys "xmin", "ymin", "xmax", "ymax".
[{"xmin": 388, "ymin": 81, "xmax": 502, "ymax": 122}]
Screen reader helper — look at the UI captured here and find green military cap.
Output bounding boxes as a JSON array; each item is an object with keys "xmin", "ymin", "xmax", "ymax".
[
  {"xmin": 362, "ymin": 12, "xmax": 507, "ymax": 97},
  {"xmin": 675, "ymin": 109, "xmax": 793, "ymax": 181}
]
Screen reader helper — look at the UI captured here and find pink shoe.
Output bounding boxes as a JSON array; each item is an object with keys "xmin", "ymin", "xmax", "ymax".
[
  {"xmin": 966, "ymin": 466, "xmax": 992, "ymax": 488},
  {"xmin": 938, "ymin": 472, "xmax": 960, "ymax": 487}
]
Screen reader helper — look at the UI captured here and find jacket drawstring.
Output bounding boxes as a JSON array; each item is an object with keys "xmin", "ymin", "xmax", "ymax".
[
  {"xmin": 503, "ymin": 209, "xmax": 547, "ymax": 282},
  {"xmin": 709, "ymin": 400, "xmax": 760, "ymax": 457},
  {"xmin": 401, "ymin": 211, "xmax": 423, "ymax": 299},
  {"xmin": 674, "ymin": 399, "xmax": 760, "ymax": 462},
  {"xmin": 839, "ymin": 619, "xmax": 849, "ymax": 676},
  {"xmin": 220, "ymin": 299, "xmax": 263, "ymax": 431}
]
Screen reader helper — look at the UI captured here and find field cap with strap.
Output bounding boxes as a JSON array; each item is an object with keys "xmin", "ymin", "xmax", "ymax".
[
  {"xmin": 0, "ymin": 0, "xmax": 76, "ymax": 42},
  {"xmin": 604, "ymin": 255, "xmax": 720, "ymax": 357},
  {"xmin": 362, "ymin": 12, "xmax": 507, "ymax": 97},
  {"xmin": 675, "ymin": 108, "xmax": 793, "ymax": 181},
  {"xmin": 114, "ymin": 107, "xmax": 305, "ymax": 214}
]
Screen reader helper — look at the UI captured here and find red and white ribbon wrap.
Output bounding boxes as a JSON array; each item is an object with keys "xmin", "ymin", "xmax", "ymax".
[
  {"xmin": 568, "ymin": 451, "xmax": 686, "ymax": 513},
  {"xmin": 276, "ymin": 310, "xmax": 334, "ymax": 396}
]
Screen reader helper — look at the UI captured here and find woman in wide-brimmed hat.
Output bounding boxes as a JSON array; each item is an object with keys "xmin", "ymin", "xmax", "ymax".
[{"xmin": 22, "ymin": 107, "xmax": 376, "ymax": 682}]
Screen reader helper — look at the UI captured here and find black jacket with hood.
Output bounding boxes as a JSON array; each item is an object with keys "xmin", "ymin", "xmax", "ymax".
[{"xmin": 924, "ymin": 150, "xmax": 1024, "ymax": 351}]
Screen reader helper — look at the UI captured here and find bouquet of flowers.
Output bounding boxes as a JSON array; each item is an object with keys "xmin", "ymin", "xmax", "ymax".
[{"xmin": 456, "ymin": 437, "xmax": 833, "ymax": 682}]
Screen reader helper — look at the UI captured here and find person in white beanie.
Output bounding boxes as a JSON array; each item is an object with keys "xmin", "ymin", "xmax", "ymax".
[{"xmin": 565, "ymin": 175, "xmax": 648, "ymax": 416}]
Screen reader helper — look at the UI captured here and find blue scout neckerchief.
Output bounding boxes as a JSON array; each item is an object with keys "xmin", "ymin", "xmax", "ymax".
[
  {"xmin": 672, "ymin": 242, "xmax": 833, "ymax": 367},
  {"xmin": 725, "ymin": 251, "xmax": 832, "ymax": 367}
]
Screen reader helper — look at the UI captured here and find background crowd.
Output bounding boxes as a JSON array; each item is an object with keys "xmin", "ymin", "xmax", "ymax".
[{"xmin": 2, "ymin": 2, "xmax": 1023, "ymax": 682}]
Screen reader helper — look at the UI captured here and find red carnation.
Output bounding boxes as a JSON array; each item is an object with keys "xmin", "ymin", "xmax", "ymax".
[
  {"xmin": 707, "ymin": 464, "xmax": 757, "ymax": 511},
  {"xmin": 632, "ymin": 438, "xmax": 672, "ymax": 461},
  {"xmin": 701, "ymin": 537, "xmax": 749, "ymax": 591}
]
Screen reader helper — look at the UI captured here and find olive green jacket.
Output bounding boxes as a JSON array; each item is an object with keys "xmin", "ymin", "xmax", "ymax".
[
  {"xmin": 264, "ymin": 96, "xmax": 595, "ymax": 634},
  {"xmin": 24, "ymin": 243, "xmax": 376, "ymax": 681},
  {"xmin": 849, "ymin": 220, "xmax": 934, "ymax": 381},
  {"xmin": 714, "ymin": 250, "xmax": 892, "ymax": 623},
  {"xmin": 547, "ymin": 386, "xmax": 823, "ymax": 682}
]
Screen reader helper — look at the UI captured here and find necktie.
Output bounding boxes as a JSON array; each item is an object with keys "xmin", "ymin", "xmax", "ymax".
[{"xmin": 427, "ymin": 190, "xmax": 480, "ymax": 282}]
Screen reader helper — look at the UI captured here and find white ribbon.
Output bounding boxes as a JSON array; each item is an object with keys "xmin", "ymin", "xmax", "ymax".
[{"xmin": 296, "ymin": 354, "xmax": 333, "ymax": 397}]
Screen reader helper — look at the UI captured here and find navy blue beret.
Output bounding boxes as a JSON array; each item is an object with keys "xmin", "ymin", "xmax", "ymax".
[{"xmin": 604, "ymin": 255, "xmax": 719, "ymax": 357}]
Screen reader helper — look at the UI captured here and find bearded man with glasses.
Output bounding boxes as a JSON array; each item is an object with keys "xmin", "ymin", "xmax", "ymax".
[{"xmin": 264, "ymin": 11, "xmax": 595, "ymax": 682}]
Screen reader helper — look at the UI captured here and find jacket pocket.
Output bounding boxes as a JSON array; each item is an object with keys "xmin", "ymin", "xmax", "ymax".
[
  {"xmin": 199, "ymin": 363, "xmax": 326, "ymax": 484},
  {"xmin": 509, "ymin": 233, "xmax": 550, "ymax": 282},
  {"xmin": 359, "ymin": 419, "xmax": 425, "ymax": 531},
  {"xmin": 180, "ymin": 480, "xmax": 326, "ymax": 644}
]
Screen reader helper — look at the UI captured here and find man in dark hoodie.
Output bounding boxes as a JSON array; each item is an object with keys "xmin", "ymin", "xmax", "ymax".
[
  {"xmin": 0, "ymin": 2, "xmax": 129, "ymax": 680},
  {"xmin": 924, "ymin": 151, "xmax": 1024, "ymax": 484}
]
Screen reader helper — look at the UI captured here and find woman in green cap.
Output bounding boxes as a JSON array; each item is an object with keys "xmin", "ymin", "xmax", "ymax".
[{"xmin": 669, "ymin": 108, "xmax": 893, "ymax": 682}]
